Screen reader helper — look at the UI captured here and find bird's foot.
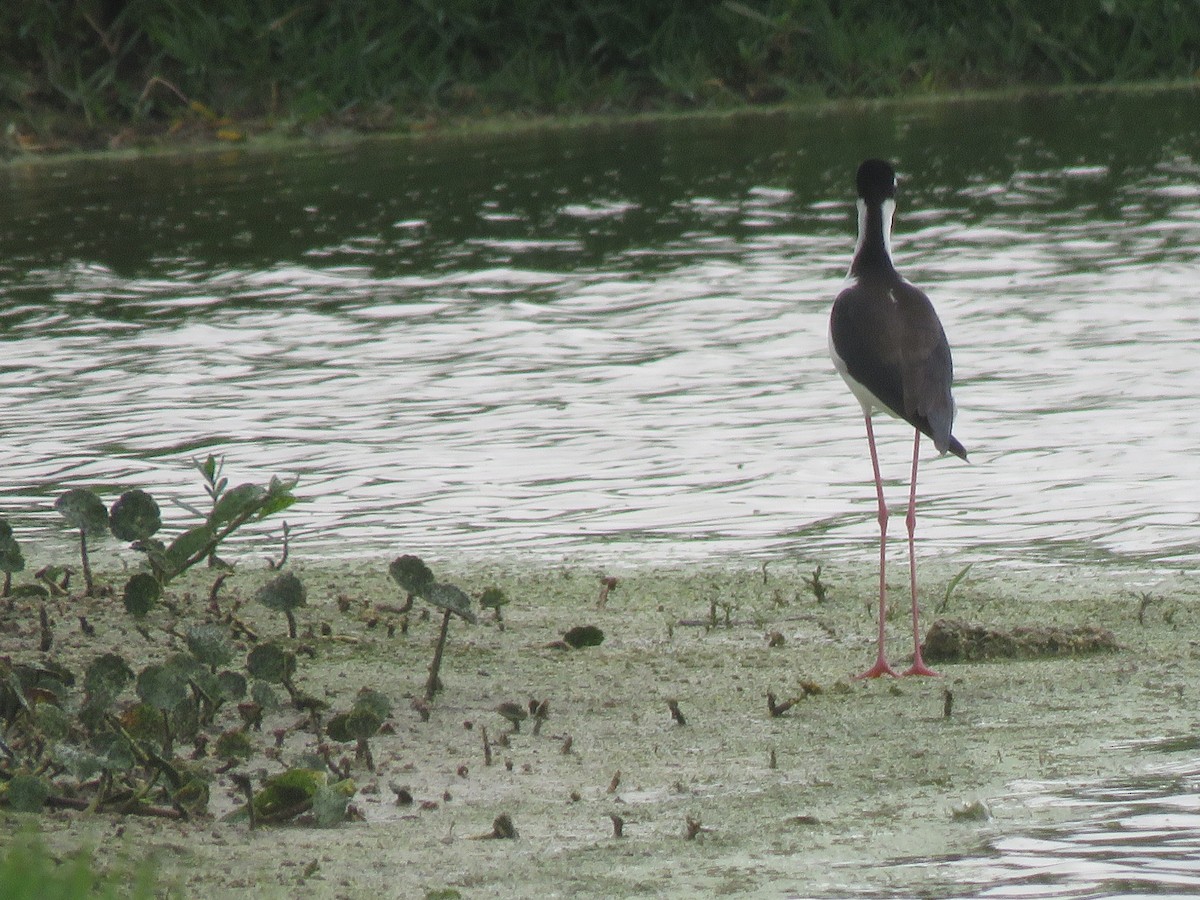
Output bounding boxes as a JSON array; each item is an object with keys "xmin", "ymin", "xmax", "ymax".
[
  {"xmin": 901, "ymin": 658, "xmax": 940, "ymax": 677},
  {"xmin": 854, "ymin": 657, "xmax": 900, "ymax": 679}
]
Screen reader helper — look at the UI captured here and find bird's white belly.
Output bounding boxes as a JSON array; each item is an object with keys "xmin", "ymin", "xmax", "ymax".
[{"xmin": 827, "ymin": 320, "xmax": 900, "ymax": 421}]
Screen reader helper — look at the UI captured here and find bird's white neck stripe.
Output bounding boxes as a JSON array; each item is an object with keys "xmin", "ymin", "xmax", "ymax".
[{"xmin": 850, "ymin": 196, "xmax": 896, "ymax": 271}]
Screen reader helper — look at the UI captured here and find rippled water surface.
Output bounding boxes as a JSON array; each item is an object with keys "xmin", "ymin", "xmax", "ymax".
[
  {"xmin": 3, "ymin": 89, "xmax": 1200, "ymax": 563},
  {"xmin": 898, "ymin": 753, "xmax": 1200, "ymax": 899}
]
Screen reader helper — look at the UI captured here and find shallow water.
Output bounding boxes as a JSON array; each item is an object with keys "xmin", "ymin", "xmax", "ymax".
[
  {"xmin": 897, "ymin": 754, "xmax": 1200, "ymax": 899},
  {"xmin": 3, "ymin": 89, "xmax": 1200, "ymax": 564}
]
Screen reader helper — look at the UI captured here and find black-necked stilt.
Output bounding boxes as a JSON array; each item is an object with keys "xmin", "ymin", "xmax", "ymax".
[{"xmin": 829, "ymin": 159, "xmax": 967, "ymax": 679}]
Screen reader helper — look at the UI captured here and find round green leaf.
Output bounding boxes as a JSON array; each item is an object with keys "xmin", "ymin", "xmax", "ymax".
[
  {"xmin": 54, "ymin": 743, "xmax": 105, "ymax": 781},
  {"xmin": 388, "ymin": 555, "xmax": 434, "ymax": 597},
  {"xmin": 136, "ymin": 662, "xmax": 188, "ymax": 712},
  {"xmin": 5, "ymin": 774, "xmax": 49, "ymax": 813},
  {"xmin": 251, "ymin": 680, "xmax": 280, "ymax": 711},
  {"xmin": 326, "ymin": 712, "xmax": 353, "ymax": 743},
  {"xmin": 353, "ymin": 688, "xmax": 391, "ymax": 721},
  {"xmin": 217, "ymin": 670, "xmax": 248, "ymax": 701},
  {"xmin": 173, "ymin": 777, "xmax": 209, "ymax": 813},
  {"xmin": 480, "ymin": 587, "xmax": 508, "ymax": 610},
  {"xmin": 121, "ymin": 702, "xmax": 167, "ymax": 742},
  {"xmin": 214, "ymin": 729, "xmax": 254, "ymax": 761},
  {"xmin": 55, "ymin": 489, "xmax": 109, "ymax": 536},
  {"xmin": 109, "ymin": 489, "xmax": 162, "ymax": 542},
  {"xmin": 313, "ymin": 782, "xmax": 350, "ymax": 827},
  {"xmin": 123, "ymin": 573, "xmax": 162, "ymax": 617},
  {"xmin": 170, "ymin": 696, "xmax": 201, "ymax": 742},
  {"xmin": 256, "ymin": 571, "xmax": 307, "ymax": 613},
  {"xmin": 190, "ymin": 667, "xmax": 221, "ymax": 700},
  {"xmin": 426, "ymin": 582, "xmax": 477, "ymax": 624},
  {"xmin": 344, "ymin": 706, "xmax": 383, "ymax": 741},
  {"xmin": 254, "ymin": 768, "xmax": 324, "ymax": 818},
  {"xmin": 91, "ymin": 731, "xmax": 136, "ymax": 771},
  {"xmin": 185, "ymin": 624, "xmax": 233, "ymax": 669},
  {"xmin": 34, "ymin": 702, "xmax": 70, "ymax": 739},
  {"xmin": 84, "ymin": 653, "xmax": 134, "ymax": 707},
  {"xmin": 563, "ymin": 625, "xmax": 605, "ymax": 649},
  {"xmin": 246, "ymin": 642, "xmax": 296, "ymax": 684}
]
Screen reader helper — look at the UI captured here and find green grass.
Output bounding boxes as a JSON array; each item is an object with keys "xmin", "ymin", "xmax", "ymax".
[
  {"xmin": 1, "ymin": 0, "xmax": 1198, "ymax": 145},
  {"xmin": 0, "ymin": 832, "xmax": 164, "ymax": 900}
]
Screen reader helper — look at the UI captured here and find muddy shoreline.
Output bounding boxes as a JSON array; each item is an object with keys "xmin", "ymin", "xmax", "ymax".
[{"xmin": 4, "ymin": 554, "xmax": 1196, "ymax": 897}]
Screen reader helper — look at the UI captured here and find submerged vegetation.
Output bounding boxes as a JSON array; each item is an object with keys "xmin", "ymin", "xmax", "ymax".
[{"xmin": 2, "ymin": 1, "xmax": 1198, "ymax": 152}]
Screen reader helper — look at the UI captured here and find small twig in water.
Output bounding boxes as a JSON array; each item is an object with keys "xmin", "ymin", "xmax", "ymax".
[
  {"xmin": 230, "ymin": 773, "xmax": 257, "ymax": 830},
  {"xmin": 597, "ymin": 576, "xmax": 618, "ymax": 608},
  {"xmin": 803, "ymin": 565, "xmax": 828, "ymax": 604},
  {"xmin": 39, "ymin": 604, "xmax": 53, "ymax": 652},
  {"xmin": 531, "ymin": 699, "xmax": 550, "ymax": 735},
  {"xmin": 1135, "ymin": 591, "xmax": 1157, "ymax": 626},
  {"xmin": 610, "ymin": 814, "xmax": 625, "ymax": 838},
  {"xmin": 667, "ymin": 699, "xmax": 686, "ymax": 726},
  {"xmin": 766, "ymin": 692, "xmax": 801, "ymax": 717},
  {"xmin": 266, "ymin": 522, "xmax": 290, "ymax": 570},
  {"xmin": 472, "ymin": 813, "xmax": 517, "ymax": 840},
  {"xmin": 208, "ymin": 572, "xmax": 230, "ymax": 615}
]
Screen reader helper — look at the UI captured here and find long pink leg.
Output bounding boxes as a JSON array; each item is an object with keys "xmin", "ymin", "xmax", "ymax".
[
  {"xmin": 856, "ymin": 413, "xmax": 899, "ymax": 679},
  {"xmin": 902, "ymin": 429, "xmax": 939, "ymax": 677}
]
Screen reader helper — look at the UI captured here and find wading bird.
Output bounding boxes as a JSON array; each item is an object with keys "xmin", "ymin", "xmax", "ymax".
[{"xmin": 828, "ymin": 159, "xmax": 967, "ymax": 678}]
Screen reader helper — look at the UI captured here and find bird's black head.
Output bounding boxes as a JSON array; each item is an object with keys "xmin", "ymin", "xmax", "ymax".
[{"xmin": 856, "ymin": 159, "xmax": 897, "ymax": 204}]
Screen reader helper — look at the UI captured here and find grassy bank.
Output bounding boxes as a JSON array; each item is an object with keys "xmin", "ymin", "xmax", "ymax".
[{"xmin": 3, "ymin": 1, "xmax": 1198, "ymax": 153}]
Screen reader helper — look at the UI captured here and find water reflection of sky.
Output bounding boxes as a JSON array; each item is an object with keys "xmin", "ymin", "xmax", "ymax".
[
  {"xmin": 896, "ymin": 757, "xmax": 1200, "ymax": 899},
  {"xmin": 1, "ymin": 90, "xmax": 1199, "ymax": 565}
]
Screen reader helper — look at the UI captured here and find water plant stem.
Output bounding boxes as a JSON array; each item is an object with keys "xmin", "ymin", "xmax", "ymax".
[{"xmin": 424, "ymin": 609, "xmax": 452, "ymax": 703}]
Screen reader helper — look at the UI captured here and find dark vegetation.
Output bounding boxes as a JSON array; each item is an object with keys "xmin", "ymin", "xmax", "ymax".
[
  {"xmin": 3, "ymin": 1, "xmax": 1198, "ymax": 152},
  {"xmin": 0, "ymin": 455, "xmax": 516, "ymax": 844}
]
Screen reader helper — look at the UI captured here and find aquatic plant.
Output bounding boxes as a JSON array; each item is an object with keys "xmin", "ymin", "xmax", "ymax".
[
  {"xmin": 327, "ymin": 688, "xmax": 391, "ymax": 771},
  {"xmin": 0, "ymin": 519, "xmax": 24, "ymax": 597},
  {"xmin": 256, "ymin": 570, "xmax": 307, "ymax": 638},
  {"xmin": 562, "ymin": 624, "xmax": 604, "ymax": 649},
  {"xmin": 479, "ymin": 586, "xmax": 509, "ymax": 622},
  {"xmin": 803, "ymin": 565, "xmax": 828, "ymax": 604},
  {"xmin": 388, "ymin": 554, "xmax": 433, "ymax": 611},
  {"xmin": 246, "ymin": 641, "xmax": 301, "ymax": 705},
  {"xmin": 109, "ymin": 488, "xmax": 162, "ymax": 544},
  {"xmin": 232, "ymin": 767, "xmax": 355, "ymax": 827},
  {"xmin": 48, "ymin": 464, "xmax": 295, "ymax": 618},
  {"xmin": 422, "ymin": 582, "xmax": 477, "ymax": 702},
  {"xmin": 54, "ymin": 488, "xmax": 108, "ymax": 595},
  {"xmin": 0, "ymin": 470, "xmax": 377, "ymax": 834},
  {"xmin": 388, "ymin": 555, "xmax": 477, "ymax": 701},
  {"xmin": 495, "ymin": 701, "xmax": 527, "ymax": 733},
  {"xmin": 148, "ymin": 459, "xmax": 297, "ymax": 585}
]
